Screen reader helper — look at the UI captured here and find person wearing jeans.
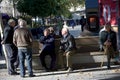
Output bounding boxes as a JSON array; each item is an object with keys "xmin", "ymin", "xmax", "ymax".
[
  {"xmin": 1, "ymin": 19, "xmax": 18, "ymax": 75},
  {"xmin": 18, "ymin": 48, "xmax": 33, "ymax": 77},
  {"xmin": 13, "ymin": 20, "xmax": 35, "ymax": 77}
]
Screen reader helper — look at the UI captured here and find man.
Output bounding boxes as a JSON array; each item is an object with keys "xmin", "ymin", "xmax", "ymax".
[
  {"xmin": 1, "ymin": 19, "xmax": 18, "ymax": 75},
  {"xmin": 100, "ymin": 23, "xmax": 118, "ymax": 69},
  {"xmin": 58, "ymin": 27, "xmax": 77, "ymax": 72},
  {"xmin": 39, "ymin": 28, "xmax": 56, "ymax": 71},
  {"xmin": 13, "ymin": 20, "xmax": 35, "ymax": 77},
  {"xmin": 80, "ymin": 16, "xmax": 86, "ymax": 32},
  {"xmin": 13, "ymin": 18, "xmax": 23, "ymax": 70}
]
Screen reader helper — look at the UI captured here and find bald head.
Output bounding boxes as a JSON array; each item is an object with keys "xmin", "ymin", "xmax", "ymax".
[{"xmin": 61, "ymin": 27, "xmax": 69, "ymax": 36}]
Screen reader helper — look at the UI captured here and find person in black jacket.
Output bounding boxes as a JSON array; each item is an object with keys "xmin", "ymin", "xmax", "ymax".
[
  {"xmin": 100, "ymin": 23, "xmax": 118, "ymax": 69},
  {"xmin": 39, "ymin": 28, "xmax": 56, "ymax": 71},
  {"xmin": 1, "ymin": 19, "xmax": 18, "ymax": 75},
  {"xmin": 58, "ymin": 27, "xmax": 77, "ymax": 72}
]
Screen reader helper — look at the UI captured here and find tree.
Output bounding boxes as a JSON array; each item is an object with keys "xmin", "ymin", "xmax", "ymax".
[
  {"xmin": 17, "ymin": 0, "xmax": 85, "ymax": 18},
  {"xmin": 0, "ymin": 0, "xmax": 2, "ymax": 3}
]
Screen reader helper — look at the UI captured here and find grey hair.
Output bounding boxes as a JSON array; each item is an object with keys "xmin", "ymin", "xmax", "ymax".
[
  {"xmin": 8, "ymin": 19, "xmax": 15, "ymax": 25},
  {"xmin": 19, "ymin": 20, "xmax": 27, "ymax": 28},
  {"xmin": 18, "ymin": 18, "xmax": 23, "ymax": 24}
]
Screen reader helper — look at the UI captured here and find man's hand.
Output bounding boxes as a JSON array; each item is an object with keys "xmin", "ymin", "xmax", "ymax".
[
  {"xmin": 104, "ymin": 41, "xmax": 111, "ymax": 47},
  {"xmin": 63, "ymin": 52, "xmax": 66, "ymax": 56},
  {"xmin": 1, "ymin": 41, "xmax": 4, "ymax": 44}
]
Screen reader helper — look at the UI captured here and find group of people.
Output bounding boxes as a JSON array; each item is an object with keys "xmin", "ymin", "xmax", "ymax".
[
  {"xmin": 39, "ymin": 26, "xmax": 77, "ymax": 72},
  {"xmin": 1, "ymin": 18, "xmax": 35, "ymax": 77},
  {"xmin": 1, "ymin": 18, "xmax": 77, "ymax": 78},
  {"xmin": 1, "ymin": 17, "xmax": 119, "ymax": 78}
]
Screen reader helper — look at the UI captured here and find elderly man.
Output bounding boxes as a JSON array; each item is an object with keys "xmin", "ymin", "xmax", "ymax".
[
  {"xmin": 13, "ymin": 20, "xmax": 35, "ymax": 77},
  {"xmin": 1, "ymin": 19, "xmax": 18, "ymax": 75},
  {"xmin": 100, "ymin": 23, "xmax": 118, "ymax": 69},
  {"xmin": 39, "ymin": 28, "xmax": 56, "ymax": 71},
  {"xmin": 58, "ymin": 27, "xmax": 77, "ymax": 72}
]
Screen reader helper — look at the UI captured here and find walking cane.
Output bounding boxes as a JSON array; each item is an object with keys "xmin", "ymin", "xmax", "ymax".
[
  {"xmin": 100, "ymin": 45, "xmax": 107, "ymax": 68},
  {"xmin": 100, "ymin": 45, "xmax": 109, "ymax": 68},
  {"xmin": 100, "ymin": 51, "xmax": 106, "ymax": 68}
]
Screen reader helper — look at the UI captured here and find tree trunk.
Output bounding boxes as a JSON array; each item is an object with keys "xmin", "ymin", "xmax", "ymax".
[{"xmin": 12, "ymin": 0, "xmax": 16, "ymax": 17}]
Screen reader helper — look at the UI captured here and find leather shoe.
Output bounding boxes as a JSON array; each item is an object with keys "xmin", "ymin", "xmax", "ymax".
[
  {"xmin": 10, "ymin": 72, "xmax": 19, "ymax": 75},
  {"xmin": 29, "ymin": 74, "xmax": 35, "ymax": 77}
]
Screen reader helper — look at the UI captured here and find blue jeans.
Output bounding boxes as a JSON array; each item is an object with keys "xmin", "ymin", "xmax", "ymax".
[{"xmin": 18, "ymin": 48, "xmax": 33, "ymax": 76}]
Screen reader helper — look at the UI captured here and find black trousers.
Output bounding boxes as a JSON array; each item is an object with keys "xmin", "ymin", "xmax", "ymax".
[
  {"xmin": 40, "ymin": 50, "xmax": 56, "ymax": 70},
  {"xmin": 5, "ymin": 44, "xmax": 18, "ymax": 74},
  {"xmin": 81, "ymin": 25, "xmax": 84, "ymax": 32}
]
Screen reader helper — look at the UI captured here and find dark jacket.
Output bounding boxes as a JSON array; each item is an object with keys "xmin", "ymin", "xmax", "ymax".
[
  {"xmin": 40, "ymin": 35, "xmax": 55, "ymax": 53},
  {"xmin": 100, "ymin": 30, "xmax": 117, "ymax": 51},
  {"xmin": 3, "ymin": 25, "xmax": 14, "ymax": 44},
  {"xmin": 60, "ymin": 34, "xmax": 76, "ymax": 52}
]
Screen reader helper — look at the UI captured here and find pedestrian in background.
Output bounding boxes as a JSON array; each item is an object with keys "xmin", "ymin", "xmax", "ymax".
[
  {"xmin": 13, "ymin": 20, "xmax": 35, "ymax": 77},
  {"xmin": 80, "ymin": 16, "xmax": 86, "ymax": 32},
  {"xmin": 1, "ymin": 19, "xmax": 18, "ymax": 75}
]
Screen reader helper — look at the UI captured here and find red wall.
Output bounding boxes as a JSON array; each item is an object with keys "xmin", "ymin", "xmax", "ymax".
[{"xmin": 99, "ymin": 0, "xmax": 119, "ymax": 26}]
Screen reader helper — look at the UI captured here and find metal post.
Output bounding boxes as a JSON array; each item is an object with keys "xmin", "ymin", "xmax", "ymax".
[{"xmin": 117, "ymin": 0, "xmax": 120, "ymax": 50}]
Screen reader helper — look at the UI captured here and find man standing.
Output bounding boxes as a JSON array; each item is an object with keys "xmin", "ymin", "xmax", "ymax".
[
  {"xmin": 13, "ymin": 20, "xmax": 35, "ymax": 77},
  {"xmin": 80, "ymin": 16, "xmax": 86, "ymax": 32},
  {"xmin": 58, "ymin": 27, "xmax": 77, "ymax": 72},
  {"xmin": 1, "ymin": 19, "xmax": 18, "ymax": 75},
  {"xmin": 100, "ymin": 23, "xmax": 118, "ymax": 69},
  {"xmin": 39, "ymin": 28, "xmax": 56, "ymax": 71}
]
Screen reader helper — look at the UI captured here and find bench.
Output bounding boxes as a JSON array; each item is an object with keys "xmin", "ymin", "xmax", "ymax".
[{"xmin": 31, "ymin": 36, "xmax": 111, "ymax": 70}]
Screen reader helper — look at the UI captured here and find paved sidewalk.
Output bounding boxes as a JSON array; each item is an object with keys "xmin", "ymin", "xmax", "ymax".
[{"xmin": 0, "ymin": 65, "xmax": 120, "ymax": 80}]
